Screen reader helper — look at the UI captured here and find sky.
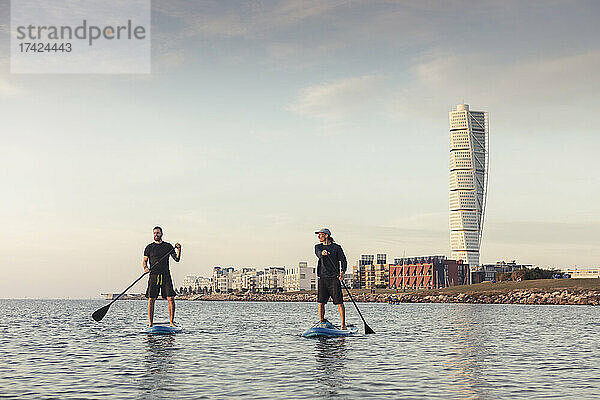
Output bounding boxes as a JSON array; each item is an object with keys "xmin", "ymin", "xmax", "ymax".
[{"xmin": 1, "ymin": 0, "xmax": 599, "ymax": 298}]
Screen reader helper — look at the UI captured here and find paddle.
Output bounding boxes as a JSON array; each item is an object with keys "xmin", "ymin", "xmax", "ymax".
[
  {"xmin": 341, "ymin": 279, "xmax": 375, "ymax": 334},
  {"xmin": 92, "ymin": 250, "xmax": 174, "ymax": 322}
]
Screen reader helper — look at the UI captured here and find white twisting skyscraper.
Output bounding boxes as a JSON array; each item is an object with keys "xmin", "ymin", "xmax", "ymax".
[{"xmin": 449, "ymin": 104, "xmax": 489, "ymax": 267}]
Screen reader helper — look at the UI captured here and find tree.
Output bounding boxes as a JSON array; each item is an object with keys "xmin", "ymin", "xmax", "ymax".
[
  {"xmin": 511, "ymin": 267, "xmax": 560, "ymax": 281},
  {"xmin": 497, "ymin": 272, "xmax": 510, "ymax": 282},
  {"xmin": 511, "ymin": 269, "xmax": 525, "ymax": 281}
]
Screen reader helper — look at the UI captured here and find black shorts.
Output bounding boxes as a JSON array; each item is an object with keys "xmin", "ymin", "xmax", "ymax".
[
  {"xmin": 146, "ymin": 272, "xmax": 176, "ymax": 299},
  {"xmin": 318, "ymin": 276, "xmax": 343, "ymax": 305}
]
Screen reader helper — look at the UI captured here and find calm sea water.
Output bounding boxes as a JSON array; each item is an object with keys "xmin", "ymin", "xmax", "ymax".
[{"xmin": 0, "ymin": 299, "xmax": 599, "ymax": 399}]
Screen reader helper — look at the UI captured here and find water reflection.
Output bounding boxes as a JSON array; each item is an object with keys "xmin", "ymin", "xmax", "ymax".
[
  {"xmin": 315, "ymin": 338, "xmax": 347, "ymax": 399},
  {"xmin": 138, "ymin": 334, "xmax": 177, "ymax": 398},
  {"xmin": 442, "ymin": 305, "xmax": 489, "ymax": 400}
]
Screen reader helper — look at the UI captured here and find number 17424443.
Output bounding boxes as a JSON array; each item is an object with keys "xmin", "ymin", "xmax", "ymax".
[{"xmin": 18, "ymin": 42, "xmax": 72, "ymax": 53}]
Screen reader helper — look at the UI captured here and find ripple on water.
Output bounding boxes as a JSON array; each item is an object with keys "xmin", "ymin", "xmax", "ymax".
[{"xmin": 0, "ymin": 300, "xmax": 599, "ymax": 399}]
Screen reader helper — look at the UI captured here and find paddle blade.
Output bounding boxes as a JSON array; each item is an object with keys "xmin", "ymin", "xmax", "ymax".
[
  {"xmin": 364, "ymin": 323, "xmax": 375, "ymax": 334},
  {"xmin": 92, "ymin": 304, "xmax": 110, "ymax": 322}
]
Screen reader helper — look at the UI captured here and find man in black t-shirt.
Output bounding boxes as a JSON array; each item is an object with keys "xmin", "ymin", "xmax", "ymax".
[
  {"xmin": 314, "ymin": 228, "xmax": 347, "ymax": 329},
  {"xmin": 143, "ymin": 226, "xmax": 181, "ymax": 327}
]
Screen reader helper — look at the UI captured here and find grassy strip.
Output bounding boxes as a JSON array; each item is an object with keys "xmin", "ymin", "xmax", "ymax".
[{"xmin": 287, "ymin": 279, "xmax": 600, "ymax": 296}]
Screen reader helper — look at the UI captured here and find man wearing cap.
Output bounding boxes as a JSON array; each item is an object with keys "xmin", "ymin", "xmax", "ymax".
[{"xmin": 314, "ymin": 228, "xmax": 348, "ymax": 329}]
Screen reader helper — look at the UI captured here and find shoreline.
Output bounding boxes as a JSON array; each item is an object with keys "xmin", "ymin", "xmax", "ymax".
[
  {"xmin": 177, "ymin": 289, "xmax": 600, "ymax": 306},
  {"xmin": 176, "ymin": 279, "xmax": 600, "ymax": 306}
]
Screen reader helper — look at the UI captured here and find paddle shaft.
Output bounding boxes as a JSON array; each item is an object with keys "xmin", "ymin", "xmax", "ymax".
[
  {"xmin": 341, "ymin": 279, "xmax": 374, "ymax": 334},
  {"xmin": 104, "ymin": 249, "xmax": 174, "ymax": 308}
]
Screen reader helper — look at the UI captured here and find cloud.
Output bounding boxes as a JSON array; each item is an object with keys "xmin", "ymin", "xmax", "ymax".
[
  {"xmin": 392, "ymin": 50, "xmax": 600, "ymax": 134},
  {"xmin": 152, "ymin": 31, "xmax": 187, "ymax": 70},
  {"xmin": 154, "ymin": 0, "xmax": 348, "ymax": 39},
  {"xmin": 149, "ymin": 0, "xmax": 442, "ymax": 70},
  {"xmin": 412, "ymin": 50, "xmax": 600, "ymax": 100},
  {"xmin": 149, "ymin": 0, "xmax": 600, "ymax": 81},
  {"xmin": 287, "ymin": 74, "xmax": 386, "ymax": 124}
]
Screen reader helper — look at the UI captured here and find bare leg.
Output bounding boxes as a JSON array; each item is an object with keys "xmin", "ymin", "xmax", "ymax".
[
  {"xmin": 167, "ymin": 296, "xmax": 176, "ymax": 326},
  {"xmin": 318, "ymin": 303, "xmax": 325, "ymax": 322},
  {"xmin": 148, "ymin": 298, "xmax": 156, "ymax": 327},
  {"xmin": 338, "ymin": 303, "xmax": 346, "ymax": 329}
]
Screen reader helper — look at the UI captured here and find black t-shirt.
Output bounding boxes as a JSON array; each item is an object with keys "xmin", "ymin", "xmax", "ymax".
[{"xmin": 144, "ymin": 242, "xmax": 175, "ymax": 274}]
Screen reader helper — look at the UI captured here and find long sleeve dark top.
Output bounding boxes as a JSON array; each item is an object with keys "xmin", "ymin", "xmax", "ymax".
[{"xmin": 315, "ymin": 243, "xmax": 347, "ymax": 278}]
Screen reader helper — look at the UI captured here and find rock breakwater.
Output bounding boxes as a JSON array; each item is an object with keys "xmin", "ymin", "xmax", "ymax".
[
  {"xmin": 387, "ymin": 289, "xmax": 600, "ymax": 306},
  {"xmin": 180, "ymin": 288, "xmax": 600, "ymax": 305}
]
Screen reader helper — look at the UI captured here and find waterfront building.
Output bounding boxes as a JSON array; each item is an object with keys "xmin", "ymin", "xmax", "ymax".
[
  {"xmin": 257, "ymin": 267, "xmax": 285, "ymax": 292},
  {"xmin": 390, "ymin": 256, "xmax": 446, "ymax": 290},
  {"xmin": 562, "ymin": 267, "xmax": 600, "ymax": 279},
  {"xmin": 353, "ymin": 255, "xmax": 376, "ymax": 288},
  {"xmin": 181, "ymin": 275, "xmax": 212, "ymax": 293},
  {"xmin": 372, "ymin": 264, "xmax": 390, "ymax": 289},
  {"xmin": 284, "ymin": 262, "xmax": 316, "ymax": 291},
  {"xmin": 243, "ymin": 269, "xmax": 260, "ymax": 292},
  {"xmin": 449, "ymin": 103, "xmax": 489, "ymax": 269},
  {"xmin": 341, "ymin": 272, "xmax": 353, "ymax": 289},
  {"xmin": 212, "ymin": 266, "xmax": 222, "ymax": 292},
  {"xmin": 181, "ymin": 275, "xmax": 197, "ymax": 291},
  {"xmin": 479, "ymin": 260, "xmax": 533, "ymax": 282},
  {"xmin": 352, "ymin": 263, "xmax": 390, "ymax": 289},
  {"xmin": 444, "ymin": 259, "xmax": 467, "ymax": 286},
  {"xmin": 196, "ymin": 277, "xmax": 212, "ymax": 292},
  {"xmin": 363, "ymin": 265, "xmax": 374, "ymax": 289},
  {"xmin": 231, "ymin": 270, "xmax": 242, "ymax": 291},
  {"xmin": 216, "ymin": 274, "xmax": 232, "ymax": 293},
  {"xmin": 358, "ymin": 254, "xmax": 375, "ymax": 266},
  {"xmin": 353, "ymin": 265, "xmax": 365, "ymax": 289},
  {"xmin": 212, "ymin": 266, "xmax": 234, "ymax": 293},
  {"xmin": 389, "ymin": 256, "xmax": 465, "ymax": 289},
  {"xmin": 232, "ymin": 268, "xmax": 257, "ymax": 292},
  {"xmin": 353, "ymin": 254, "xmax": 390, "ymax": 289}
]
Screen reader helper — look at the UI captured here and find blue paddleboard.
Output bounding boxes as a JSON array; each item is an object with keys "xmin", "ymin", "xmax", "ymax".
[
  {"xmin": 144, "ymin": 323, "xmax": 182, "ymax": 334},
  {"xmin": 302, "ymin": 321, "xmax": 358, "ymax": 338}
]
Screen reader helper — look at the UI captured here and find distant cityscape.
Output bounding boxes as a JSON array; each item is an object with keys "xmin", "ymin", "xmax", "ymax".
[
  {"xmin": 176, "ymin": 255, "xmax": 600, "ymax": 295},
  {"xmin": 175, "ymin": 103, "xmax": 597, "ymax": 295}
]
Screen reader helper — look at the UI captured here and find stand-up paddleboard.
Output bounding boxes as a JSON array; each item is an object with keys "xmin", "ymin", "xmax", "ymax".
[
  {"xmin": 302, "ymin": 321, "xmax": 358, "ymax": 338},
  {"xmin": 144, "ymin": 323, "xmax": 182, "ymax": 334}
]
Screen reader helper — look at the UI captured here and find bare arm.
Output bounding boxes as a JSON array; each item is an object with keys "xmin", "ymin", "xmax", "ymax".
[{"xmin": 143, "ymin": 255, "xmax": 149, "ymax": 273}]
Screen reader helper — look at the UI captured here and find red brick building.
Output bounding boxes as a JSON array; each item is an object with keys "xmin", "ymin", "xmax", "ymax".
[{"xmin": 389, "ymin": 256, "xmax": 466, "ymax": 289}]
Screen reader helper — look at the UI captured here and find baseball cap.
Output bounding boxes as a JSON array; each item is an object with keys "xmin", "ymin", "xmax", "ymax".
[{"xmin": 314, "ymin": 228, "xmax": 332, "ymax": 236}]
